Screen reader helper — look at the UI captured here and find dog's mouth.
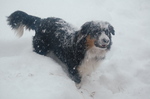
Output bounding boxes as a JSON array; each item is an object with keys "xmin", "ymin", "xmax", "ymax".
[
  {"xmin": 95, "ymin": 43, "xmax": 107, "ymax": 48},
  {"xmin": 100, "ymin": 44, "xmax": 107, "ymax": 48}
]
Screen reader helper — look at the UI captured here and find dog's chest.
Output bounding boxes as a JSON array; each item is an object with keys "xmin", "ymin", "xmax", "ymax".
[{"xmin": 78, "ymin": 47, "xmax": 106, "ymax": 77}]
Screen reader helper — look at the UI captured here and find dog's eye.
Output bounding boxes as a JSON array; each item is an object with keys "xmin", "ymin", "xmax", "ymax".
[{"xmin": 105, "ymin": 30, "xmax": 109, "ymax": 35}]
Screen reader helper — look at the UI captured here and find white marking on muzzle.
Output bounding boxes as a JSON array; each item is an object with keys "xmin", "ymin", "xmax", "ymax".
[{"xmin": 99, "ymin": 32, "xmax": 110, "ymax": 45}]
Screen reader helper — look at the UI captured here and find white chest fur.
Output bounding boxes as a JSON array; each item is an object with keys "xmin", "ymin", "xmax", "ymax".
[{"xmin": 78, "ymin": 46, "xmax": 107, "ymax": 77}]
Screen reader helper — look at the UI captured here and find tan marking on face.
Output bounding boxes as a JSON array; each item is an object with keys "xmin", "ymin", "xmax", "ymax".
[{"xmin": 86, "ymin": 35, "xmax": 96, "ymax": 49}]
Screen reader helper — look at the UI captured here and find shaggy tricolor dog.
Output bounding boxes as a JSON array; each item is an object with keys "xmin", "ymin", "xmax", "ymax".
[{"xmin": 7, "ymin": 11, "xmax": 115, "ymax": 84}]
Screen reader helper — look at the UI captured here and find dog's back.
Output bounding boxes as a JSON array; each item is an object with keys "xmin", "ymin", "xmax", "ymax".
[
  {"xmin": 7, "ymin": 11, "xmax": 74, "ymax": 36},
  {"xmin": 7, "ymin": 11, "xmax": 76, "ymax": 55}
]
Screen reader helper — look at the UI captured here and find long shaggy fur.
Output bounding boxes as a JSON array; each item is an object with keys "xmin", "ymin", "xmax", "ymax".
[{"xmin": 7, "ymin": 11, "xmax": 115, "ymax": 84}]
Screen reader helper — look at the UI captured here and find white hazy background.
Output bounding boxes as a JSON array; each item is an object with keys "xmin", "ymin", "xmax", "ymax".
[{"xmin": 0, "ymin": 0, "xmax": 150, "ymax": 99}]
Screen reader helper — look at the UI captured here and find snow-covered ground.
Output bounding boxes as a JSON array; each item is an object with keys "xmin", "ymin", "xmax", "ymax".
[{"xmin": 0, "ymin": 0, "xmax": 150, "ymax": 99}]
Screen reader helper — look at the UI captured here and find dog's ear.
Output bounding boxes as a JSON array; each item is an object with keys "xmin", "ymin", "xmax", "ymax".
[
  {"xmin": 77, "ymin": 22, "xmax": 92, "ymax": 43},
  {"xmin": 108, "ymin": 25, "xmax": 115, "ymax": 35},
  {"xmin": 80, "ymin": 22, "xmax": 92, "ymax": 35}
]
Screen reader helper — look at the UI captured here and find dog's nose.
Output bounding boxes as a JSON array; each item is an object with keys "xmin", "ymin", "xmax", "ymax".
[{"xmin": 102, "ymin": 38, "xmax": 109, "ymax": 43}]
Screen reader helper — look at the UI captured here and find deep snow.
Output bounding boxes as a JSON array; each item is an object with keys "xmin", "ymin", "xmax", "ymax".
[{"xmin": 0, "ymin": 0, "xmax": 150, "ymax": 99}]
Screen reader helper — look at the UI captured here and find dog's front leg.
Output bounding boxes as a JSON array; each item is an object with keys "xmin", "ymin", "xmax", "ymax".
[{"xmin": 68, "ymin": 68, "xmax": 81, "ymax": 84}]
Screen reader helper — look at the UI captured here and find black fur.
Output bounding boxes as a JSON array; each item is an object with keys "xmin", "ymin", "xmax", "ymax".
[{"xmin": 7, "ymin": 11, "xmax": 115, "ymax": 84}]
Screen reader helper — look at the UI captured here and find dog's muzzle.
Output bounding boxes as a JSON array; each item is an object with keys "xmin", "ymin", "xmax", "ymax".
[{"xmin": 95, "ymin": 38, "xmax": 110, "ymax": 48}]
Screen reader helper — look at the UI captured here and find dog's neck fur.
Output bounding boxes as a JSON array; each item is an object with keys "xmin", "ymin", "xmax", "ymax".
[{"xmin": 78, "ymin": 46, "xmax": 107, "ymax": 77}]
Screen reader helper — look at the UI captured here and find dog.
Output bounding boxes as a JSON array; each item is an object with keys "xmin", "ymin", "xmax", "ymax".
[{"xmin": 7, "ymin": 11, "xmax": 115, "ymax": 84}]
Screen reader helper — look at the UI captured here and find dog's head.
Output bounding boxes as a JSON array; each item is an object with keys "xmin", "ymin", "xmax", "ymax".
[{"xmin": 79, "ymin": 21, "xmax": 115, "ymax": 50}]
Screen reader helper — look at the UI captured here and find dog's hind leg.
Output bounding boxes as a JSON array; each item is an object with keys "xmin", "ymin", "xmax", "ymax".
[{"xmin": 32, "ymin": 35, "xmax": 50, "ymax": 56}]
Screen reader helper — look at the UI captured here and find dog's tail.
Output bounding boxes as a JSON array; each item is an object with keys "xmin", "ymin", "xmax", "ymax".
[{"xmin": 7, "ymin": 11, "xmax": 41, "ymax": 37}]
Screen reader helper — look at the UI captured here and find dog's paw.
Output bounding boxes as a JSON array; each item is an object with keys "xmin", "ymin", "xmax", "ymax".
[
  {"xmin": 76, "ymin": 83, "xmax": 82, "ymax": 89},
  {"xmin": 71, "ymin": 74, "xmax": 81, "ymax": 84}
]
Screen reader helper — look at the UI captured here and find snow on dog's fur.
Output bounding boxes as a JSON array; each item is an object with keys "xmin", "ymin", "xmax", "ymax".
[{"xmin": 7, "ymin": 11, "xmax": 115, "ymax": 84}]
